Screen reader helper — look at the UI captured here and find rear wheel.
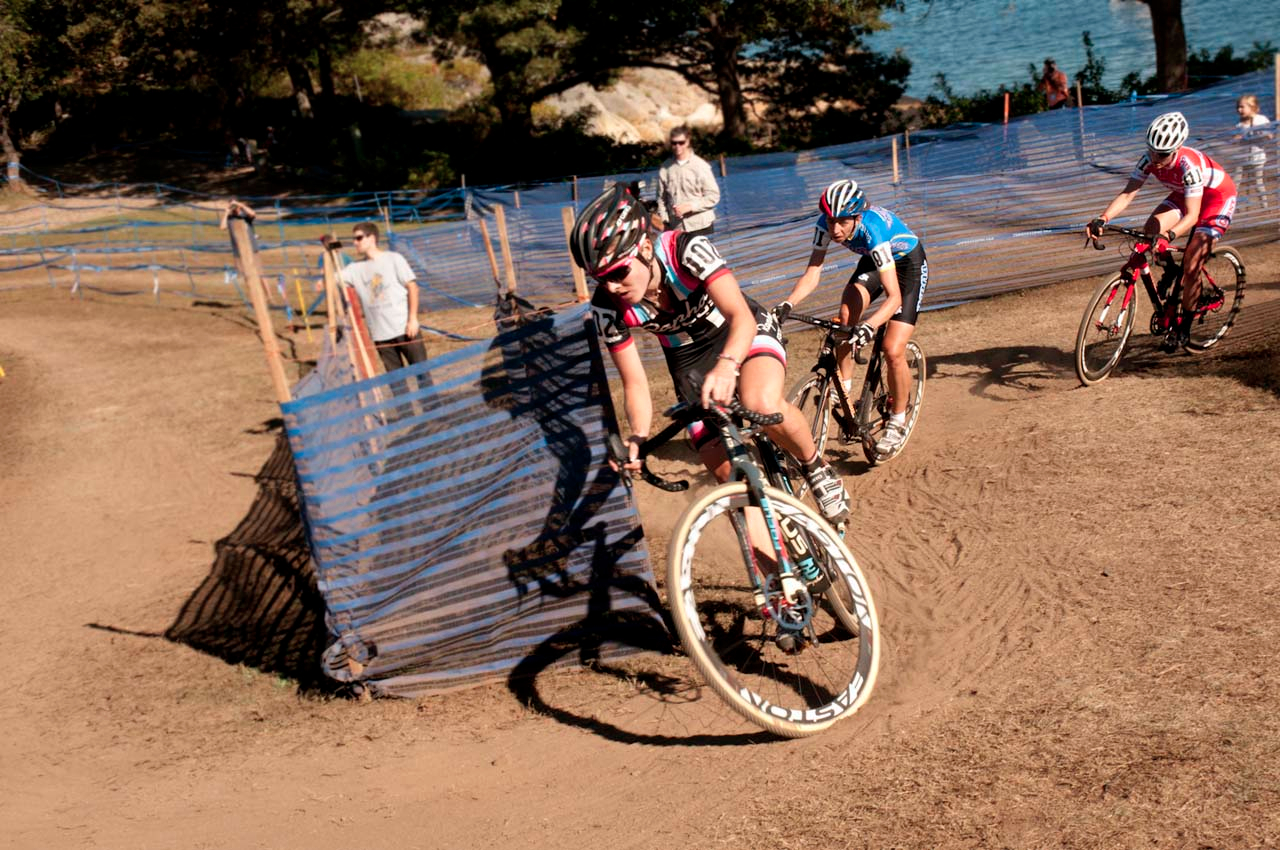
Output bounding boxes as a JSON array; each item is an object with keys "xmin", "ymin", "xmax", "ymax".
[
  {"xmin": 857, "ymin": 341, "xmax": 926, "ymax": 465},
  {"xmin": 786, "ymin": 375, "xmax": 833, "ymax": 496},
  {"xmin": 666, "ymin": 482, "xmax": 880, "ymax": 738},
  {"xmin": 1075, "ymin": 274, "xmax": 1137, "ymax": 386},
  {"xmin": 1184, "ymin": 245, "xmax": 1245, "ymax": 351}
]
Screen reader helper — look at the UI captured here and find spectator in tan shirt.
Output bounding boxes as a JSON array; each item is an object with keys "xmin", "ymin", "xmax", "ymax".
[{"xmin": 657, "ymin": 126, "xmax": 721, "ymax": 237}]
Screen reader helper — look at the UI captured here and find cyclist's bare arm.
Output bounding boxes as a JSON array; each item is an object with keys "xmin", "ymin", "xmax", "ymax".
[
  {"xmin": 701, "ymin": 273, "xmax": 757, "ymax": 407},
  {"xmin": 862, "ymin": 260, "xmax": 903, "ymax": 329},
  {"xmin": 1093, "ymin": 177, "xmax": 1146, "ymax": 232},
  {"xmin": 782, "ymin": 248, "xmax": 829, "ymax": 308},
  {"xmin": 610, "ymin": 341, "xmax": 653, "ymax": 469}
]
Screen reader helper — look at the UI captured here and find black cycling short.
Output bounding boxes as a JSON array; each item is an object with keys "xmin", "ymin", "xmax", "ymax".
[
  {"xmin": 846, "ymin": 243, "xmax": 929, "ymax": 326},
  {"xmin": 669, "ymin": 300, "xmax": 787, "ymax": 449}
]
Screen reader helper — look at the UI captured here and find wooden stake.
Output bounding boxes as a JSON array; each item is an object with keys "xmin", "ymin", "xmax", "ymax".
[
  {"xmin": 228, "ymin": 218, "xmax": 292, "ymax": 404},
  {"xmin": 1076, "ymin": 80, "xmax": 1083, "ymax": 108},
  {"xmin": 493, "ymin": 205, "xmax": 519, "ymax": 295},
  {"xmin": 514, "ymin": 190, "xmax": 521, "ymax": 209},
  {"xmin": 572, "ymin": 176, "xmax": 579, "ymax": 203},
  {"xmin": 891, "ymin": 136, "xmax": 900, "ymax": 184},
  {"xmin": 718, "ymin": 154, "xmax": 727, "ymax": 177},
  {"xmin": 562, "ymin": 206, "xmax": 588, "ymax": 302},
  {"xmin": 477, "ymin": 217, "xmax": 502, "ymax": 290},
  {"xmin": 1003, "ymin": 92, "xmax": 1010, "ymax": 124}
]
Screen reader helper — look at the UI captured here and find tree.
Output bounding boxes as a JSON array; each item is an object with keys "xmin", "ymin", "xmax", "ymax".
[
  {"xmin": 412, "ymin": 0, "xmax": 631, "ymax": 141},
  {"xmin": 627, "ymin": 0, "xmax": 903, "ymax": 145},
  {"xmin": 1136, "ymin": 0, "xmax": 1187, "ymax": 92}
]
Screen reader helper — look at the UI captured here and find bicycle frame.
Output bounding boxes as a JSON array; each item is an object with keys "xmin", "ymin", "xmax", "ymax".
[
  {"xmin": 622, "ymin": 402, "xmax": 816, "ymax": 624},
  {"xmin": 1090, "ymin": 224, "xmax": 1233, "ymax": 338},
  {"xmin": 791, "ymin": 313, "xmax": 886, "ymax": 445}
]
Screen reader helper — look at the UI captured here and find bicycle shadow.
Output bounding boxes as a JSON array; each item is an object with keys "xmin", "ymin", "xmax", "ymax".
[
  {"xmin": 1110, "ymin": 300, "xmax": 1280, "ymax": 398},
  {"xmin": 480, "ymin": 296, "xmax": 769, "ymax": 744},
  {"xmin": 926, "ymin": 344, "xmax": 1076, "ymax": 399}
]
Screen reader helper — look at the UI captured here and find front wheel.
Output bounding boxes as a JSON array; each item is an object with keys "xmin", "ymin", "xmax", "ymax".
[
  {"xmin": 1075, "ymin": 274, "xmax": 1136, "ymax": 386},
  {"xmin": 857, "ymin": 341, "xmax": 926, "ymax": 465},
  {"xmin": 1183, "ymin": 245, "xmax": 1245, "ymax": 351},
  {"xmin": 666, "ymin": 482, "xmax": 880, "ymax": 738}
]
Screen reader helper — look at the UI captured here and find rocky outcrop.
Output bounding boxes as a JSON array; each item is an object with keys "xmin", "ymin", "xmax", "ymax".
[{"xmin": 544, "ymin": 67, "xmax": 721, "ymax": 143}]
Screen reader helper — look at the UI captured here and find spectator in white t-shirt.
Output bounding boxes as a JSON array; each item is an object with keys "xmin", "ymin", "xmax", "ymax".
[{"xmin": 339, "ymin": 222, "xmax": 430, "ymax": 375}]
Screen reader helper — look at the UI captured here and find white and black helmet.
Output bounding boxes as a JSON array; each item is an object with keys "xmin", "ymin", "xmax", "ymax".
[
  {"xmin": 819, "ymin": 179, "xmax": 867, "ymax": 219},
  {"xmin": 1146, "ymin": 111, "xmax": 1189, "ymax": 155}
]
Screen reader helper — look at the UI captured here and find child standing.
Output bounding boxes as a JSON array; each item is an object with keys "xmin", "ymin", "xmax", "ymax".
[{"xmin": 1234, "ymin": 95, "xmax": 1273, "ymax": 210}]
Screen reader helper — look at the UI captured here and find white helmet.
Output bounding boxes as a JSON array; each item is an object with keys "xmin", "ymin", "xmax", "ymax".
[
  {"xmin": 1146, "ymin": 111, "xmax": 1188, "ymax": 155},
  {"xmin": 819, "ymin": 179, "xmax": 867, "ymax": 219}
]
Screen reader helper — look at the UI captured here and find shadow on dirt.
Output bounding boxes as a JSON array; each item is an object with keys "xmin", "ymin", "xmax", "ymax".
[
  {"xmin": 927, "ymin": 344, "xmax": 1076, "ymax": 398},
  {"xmin": 162, "ymin": 428, "xmax": 338, "ymax": 694},
  {"xmin": 1110, "ymin": 299, "xmax": 1280, "ymax": 398}
]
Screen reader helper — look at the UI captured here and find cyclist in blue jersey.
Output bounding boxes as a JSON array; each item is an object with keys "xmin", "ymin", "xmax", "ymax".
[
  {"xmin": 571, "ymin": 185, "xmax": 850, "ymax": 525},
  {"xmin": 777, "ymin": 179, "xmax": 929, "ymax": 455}
]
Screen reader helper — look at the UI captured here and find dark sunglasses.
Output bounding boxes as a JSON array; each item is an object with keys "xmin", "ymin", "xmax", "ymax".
[
  {"xmin": 353, "ymin": 233, "xmax": 369, "ymax": 241},
  {"xmin": 670, "ymin": 138, "xmax": 689, "ymax": 147},
  {"xmin": 597, "ymin": 263, "xmax": 632, "ymax": 283}
]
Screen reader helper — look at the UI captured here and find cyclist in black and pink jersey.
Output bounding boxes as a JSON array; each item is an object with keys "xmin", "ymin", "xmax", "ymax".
[
  {"xmin": 1086, "ymin": 111, "xmax": 1238, "ymax": 352},
  {"xmin": 572, "ymin": 184, "xmax": 850, "ymax": 525}
]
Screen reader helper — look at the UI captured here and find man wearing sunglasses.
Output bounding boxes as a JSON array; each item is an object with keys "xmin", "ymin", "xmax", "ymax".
[
  {"xmin": 572, "ymin": 185, "xmax": 850, "ymax": 526},
  {"xmin": 339, "ymin": 222, "xmax": 430, "ymax": 376},
  {"xmin": 1086, "ymin": 111, "xmax": 1238, "ymax": 353},
  {"xmin": 656, "ymin": 126, "xmax": 720, "ymax": 238}
]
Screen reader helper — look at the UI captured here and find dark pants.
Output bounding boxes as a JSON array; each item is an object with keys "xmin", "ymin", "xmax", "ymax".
[
  {"xmin": 376, "ymin": 333, "xmax": 428, "ymax": 373},
  {"xmin": 376, "ymin": 334, "xmax": 433, "ymax": 406}
]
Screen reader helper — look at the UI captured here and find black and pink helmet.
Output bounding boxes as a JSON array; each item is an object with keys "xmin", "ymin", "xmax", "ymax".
[{"xmin": 570, "ymin": 185, "xmax": 648, "ymax": 279}]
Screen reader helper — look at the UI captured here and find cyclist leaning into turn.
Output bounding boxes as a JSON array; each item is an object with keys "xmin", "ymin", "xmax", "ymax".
[
  {"xmin": 777, "ymin": 179, "xmax": 928, "ymax": 455},
  {"xmin": 1085, "ymin": 111, "xmax": 1238, "ymax": 353},
  {"xmin": 571, "ymin": 184, "xmax": 851, "ymax": 525}
]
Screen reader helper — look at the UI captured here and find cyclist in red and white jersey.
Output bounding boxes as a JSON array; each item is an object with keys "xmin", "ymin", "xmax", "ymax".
[
  {"xmin": 1086, "ymin": 111, "xmax": 1238, "ymax": 352},
  {"xmin": 572, "ymin": 185, "xmax": 850, "ymax": 525}
]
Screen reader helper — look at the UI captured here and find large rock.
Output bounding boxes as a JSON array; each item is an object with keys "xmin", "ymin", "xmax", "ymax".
[{"xmin": 545, "ymin": 67, "xmax": 721, "ymax": 143}]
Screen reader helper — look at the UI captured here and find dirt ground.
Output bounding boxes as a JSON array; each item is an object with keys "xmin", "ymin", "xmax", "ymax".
[{"xmin": 3, "ymin": 238, "xmax": 1279, "ymax": 850}]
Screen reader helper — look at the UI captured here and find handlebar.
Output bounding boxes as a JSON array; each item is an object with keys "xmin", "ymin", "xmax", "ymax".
[
  {"xmin": 606, "ymin": 399, "xmax": 784, "ymax": 492},
  {"xmin": 1085, "ymin": 223, "xmax": 1180, "ymax": 257},
  {"xmin": 783, "ymin": 311, "xmax": 855, "ymax": 341}
]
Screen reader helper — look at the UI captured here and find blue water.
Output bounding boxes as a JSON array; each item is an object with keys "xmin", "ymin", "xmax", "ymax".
[{"xmin": 865, "ymin": 0, "xmax": 1280, "ymax": 99}]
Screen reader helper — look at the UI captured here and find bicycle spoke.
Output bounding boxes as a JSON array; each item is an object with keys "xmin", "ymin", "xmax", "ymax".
[
  {"xmin": 1184, "ymin": 247, "xmax": 1245, "ymax": 351},
  {"xmin": 667, "ymin": 483, "xmax": 879, "ymax": 737},
  {"xmin": 1076, "ymin": 275, "xmax": 1136, "ymax": 385}
]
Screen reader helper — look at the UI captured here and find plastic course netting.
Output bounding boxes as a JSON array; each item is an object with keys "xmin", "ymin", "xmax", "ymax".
[
  {"xmin": 3, "ymin": 70, "xmax": 1276, "ymax": 320},
  {"xmin": 282, "ymin": 299, "xmax": 665, "ymax": 695}
]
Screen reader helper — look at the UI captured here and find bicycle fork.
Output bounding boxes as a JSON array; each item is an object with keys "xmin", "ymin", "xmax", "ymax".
[
  {"xmin": 729, "ymin": 501, "xmax": 816, "ymax": 631},
  {"xmin": 1097, "ymin": 278, "xmax": 1137, "ymax": 335}
]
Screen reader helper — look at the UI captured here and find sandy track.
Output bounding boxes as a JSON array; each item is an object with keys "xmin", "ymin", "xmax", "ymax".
[{"xmin": 2, "ymin": 240, "xmax": 1279, "ymax": 849}]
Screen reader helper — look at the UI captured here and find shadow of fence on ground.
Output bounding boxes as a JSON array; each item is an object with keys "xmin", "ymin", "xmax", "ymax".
[{"xmin": 164, "ymin": 429, "xmax": 337, "ymax": 693}]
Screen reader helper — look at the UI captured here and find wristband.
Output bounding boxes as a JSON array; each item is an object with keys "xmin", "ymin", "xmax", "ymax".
[
  {"xmin": 1165, "ymin": 229, "xmax": 1176, "ymax": 242},
  {"xmin": 716, "ymin": 353, "xmax": 741, "ymax": 375}
]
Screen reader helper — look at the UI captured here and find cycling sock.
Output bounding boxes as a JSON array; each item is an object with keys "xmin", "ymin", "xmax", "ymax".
[
  {"xmin": 841, "ymin": 378, "xmax": 853, "ymax": 393},
  {"xmin": 801, "ymin": 451, "xmax": 822, "ymax": 473},
  {"xmin": 889, "ymin": 411, "xmax": 906, "ymax": 427}
]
